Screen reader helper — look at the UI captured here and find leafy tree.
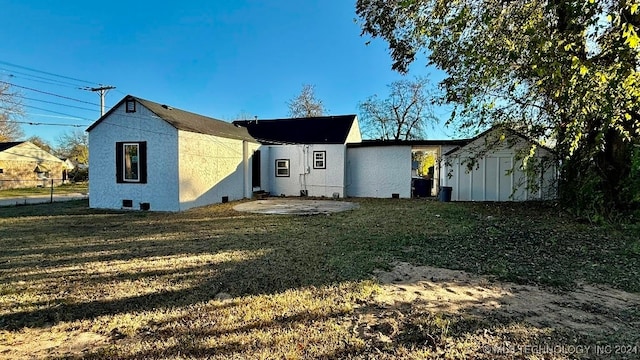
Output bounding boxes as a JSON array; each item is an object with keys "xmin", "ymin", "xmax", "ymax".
[
  {"xmin": 356, "ymin": 0, "xmax": 640, "ymax": 215},
  {"xmin": 359, "ymin": 77, "xmax": 437, "ymax": 140},
  {"xmin": 56, "ymin": 130, "xmax": 88, "ymax": 165},
  {"xmin": 0, "ymin": 82, "xmax": 24, "ymax": 142},
  {"xmin": 287, "ymin": 84, "xmax": 326, "ymax": 117}
]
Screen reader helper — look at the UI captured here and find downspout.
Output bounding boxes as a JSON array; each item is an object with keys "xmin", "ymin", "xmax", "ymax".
[{"xmin": 243, "ymin": 141, "xmax": 250, "ymax": 199}]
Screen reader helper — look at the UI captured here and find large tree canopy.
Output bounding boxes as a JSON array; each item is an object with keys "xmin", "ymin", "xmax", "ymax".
[{"xmin": 357, "ymin": 0, "xmax": 640, "ymax": 215}]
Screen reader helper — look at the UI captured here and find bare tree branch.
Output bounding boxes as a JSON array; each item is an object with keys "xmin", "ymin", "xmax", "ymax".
[{"xmin": 287, "ymin": 84, "xmax": 326, "ymax": 118}]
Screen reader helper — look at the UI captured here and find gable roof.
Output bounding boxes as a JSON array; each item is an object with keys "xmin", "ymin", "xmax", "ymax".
[
  {"xmin": 0, "ymin": 142, "xmax": 23, "ymax": 152},
  {"xmin": 233, "ymin": 115, "xmax": 358, "ymax": 144},
  {"xmin": 87, "ymin": 95, "xmax": 256, "ymax": 142},
  {"xmin": 443, "ymin": 126, "xmax": 556, "ymax": 156}
]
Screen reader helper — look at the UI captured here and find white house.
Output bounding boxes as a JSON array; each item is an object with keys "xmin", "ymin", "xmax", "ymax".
[
  {"xmin": 87, "ymin": 96, "xmax": 557, "ymax": 212},
  {"xmin": 440, "ymin": 127, "xmax": 557, "ymax": 201},
  {"xmin": 87, "ymin": 95, "xmax": 259, "ymax": 212},
  {"xmin": 233, "ymin": 116, "xmax": 362, "ymax": 198}
]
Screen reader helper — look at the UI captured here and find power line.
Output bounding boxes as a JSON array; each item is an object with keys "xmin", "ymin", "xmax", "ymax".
[
  {"xmin": 0, "ymin": 107, "xmax": 85, "ymax": 127},
  {"xmin": 0, "ymin": 68, "xmax": 86, "ymax": 89},
  {"xmin": 17, "ymin": 95, "xmax": 98, "ymax": 112},
  {"xmin": 0, "ymin": 80, "xmax": 100, "ymax": 107},
  {"xmin": 22, "ymin": 113, "xmax": 90, "ymax": 121},
  {"xmin": 22, "ymin": 104, "xmax": 92, "ymax": 121},
  {"xmin": 0, "ymin": 104, "xmax": 91, "ymax": 121},
  {"xmin": 0, "ymin": 60, "xmax": 99, "ymax": 86}
]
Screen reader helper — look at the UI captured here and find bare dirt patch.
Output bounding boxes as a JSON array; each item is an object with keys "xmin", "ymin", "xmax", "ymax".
[
  {"xmin": 0, "ymin": 329, "xmax": 107, "ymax": 359},
  {"xmin": 354, "ymin": 261, "xmax": 640, "ymax": 356}
]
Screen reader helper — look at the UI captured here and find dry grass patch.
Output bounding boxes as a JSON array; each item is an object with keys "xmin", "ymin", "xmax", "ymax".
[{"xmin": 0, "ymin": 199, "xmax": 638, "ymax": 359}]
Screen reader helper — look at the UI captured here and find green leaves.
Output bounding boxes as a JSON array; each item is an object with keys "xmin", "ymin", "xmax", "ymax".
[{"xmin": 356, "ymin": 0, "xmax": 640, "ymax": 214}]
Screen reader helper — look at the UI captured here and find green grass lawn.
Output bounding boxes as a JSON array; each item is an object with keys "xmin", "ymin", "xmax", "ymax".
[
  {"xmin": 0, "ymin": 199, "xmax": 638, "ymax": 359},
  {"xmin": 0, "ymin": 182, "xmax": 88, "ymax": 198}
]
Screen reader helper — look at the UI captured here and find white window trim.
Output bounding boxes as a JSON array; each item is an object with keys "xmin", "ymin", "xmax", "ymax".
[
  {"xmin": 313, "ymin": 151, "xmax": 326, "ymax": 169},
  {"xmin": 275, "ymin": 159, "xmax": 290, "ymax": 177},
  {"xmin": 123, "ymin": 143, "xmax": 141, "ymax": 182}
]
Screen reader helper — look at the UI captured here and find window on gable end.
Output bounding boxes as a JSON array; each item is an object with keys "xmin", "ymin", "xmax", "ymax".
[{"xmin": 125, "ymin": 99, "xmax": 136, "ymax": 113}]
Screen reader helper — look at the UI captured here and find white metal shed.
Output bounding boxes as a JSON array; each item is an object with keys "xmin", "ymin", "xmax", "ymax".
[{"xmin": 440, "ymin": 128, "xmax": 557, "ymax": 201}]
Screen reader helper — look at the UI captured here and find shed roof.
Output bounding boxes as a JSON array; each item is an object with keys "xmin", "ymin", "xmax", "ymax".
[
  {"xmin": 233, "ymin": 115, "xmax": 358, "ymax": 144},
  {"xmin": 87, "ymin": 95, "xmax": 257, "ymax": 142},
  {"xmin": 347, "ymin": 139, "xmax": 469, "ymax": 148}
]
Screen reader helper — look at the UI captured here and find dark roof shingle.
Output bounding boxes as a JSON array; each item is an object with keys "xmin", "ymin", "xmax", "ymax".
[
  {"xmin": 0, "ymin": 142, "xmax": 23, "ymax": 152},
  {"xmin": 233, "ymin": 115, "xmax": 358, "ymax": 144},
  {"xmin": 87, "ymin": 95, "xmax": 256, "ymax": 142}
]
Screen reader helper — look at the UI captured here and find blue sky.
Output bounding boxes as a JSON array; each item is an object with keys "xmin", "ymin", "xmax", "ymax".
[{"xmin": 0, "ymin": 0, "xmax": 452, "ymax": 144}]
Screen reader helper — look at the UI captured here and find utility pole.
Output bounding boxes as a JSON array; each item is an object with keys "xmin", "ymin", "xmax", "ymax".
[{"xmin": 85, "ymin": 85, "xmax": 115, "ymax": 116}]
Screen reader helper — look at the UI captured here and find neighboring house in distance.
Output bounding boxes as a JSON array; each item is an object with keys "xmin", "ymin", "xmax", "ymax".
[
  {"xmin": 87, "ymin": 95, "xmax": 259, "ymax": 212},
  {"xmin": 0, "ymin": 141, "xmax": 66, "ymax": 189},
  {"xmin": 233, "ymin": 115, "xmax": 362, "ymax": 198},
  {"xmin": 441, "ymin": 127, "xmax": 557, "ymax": 201}
]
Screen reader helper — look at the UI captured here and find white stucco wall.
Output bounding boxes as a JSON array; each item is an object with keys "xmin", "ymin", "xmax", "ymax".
[
  {"xmin": 88, "ymin": 102, "xmax": 180, "ymax": 211},
  {"xmin": 267, "ymin": 144, "xmax": 346, "ymax": 197},
  {"xmin": 346, "ymin": 146, "xmax": 411, "ymax": 198},
  {"xmin": 177, "ymin": 131, "xmax": 258, "ymax": 210},
  {"xmin": 441, "ymin": 132, "xmax": 557, "ymax": 201}
]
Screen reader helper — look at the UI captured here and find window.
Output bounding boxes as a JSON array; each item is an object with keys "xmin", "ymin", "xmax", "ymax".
[
  {"xmin": 116, "ymin": 142, "xmax": 147, "ymax": 183},
  {"xmin": 34, "ymin": 164, "xmax": 50, "ymax": 179},
  {"xmin": 313, "ymin": 151, "xmax": 326, "ymax": 169},
  {"xmin": 0, "ymin": 169, "xmax": 3, "ymax": 174},
  {"xmin": 125, "ymin": 99, "xmax": 136, "ymax": 113},
  {"xmin": 275, "ymin": 159, "xmax": 290, "ymax": 177}
]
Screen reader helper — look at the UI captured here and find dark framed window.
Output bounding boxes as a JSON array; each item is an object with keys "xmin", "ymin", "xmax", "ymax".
[
  {"xmin": 116, "ymin": 141, "xmax": 147, "ymax": 183},
  {"xmin": 125, "ymin": 99, "xmax": 136, "ymax": 113},
  {"xmin": 313, "ymin": 151, "xmax": 326, "ymax": 169},
  {"xmin": 275, "ymin": 159, "xmax": 290, "ymax": 177}
]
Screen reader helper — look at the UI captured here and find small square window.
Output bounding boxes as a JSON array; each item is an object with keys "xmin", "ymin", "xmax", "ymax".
[
  {"xmin": 125, "ymin": 99, "xmax": 136, "ymax": 113},
  {"xmin": 275, "ymin": 159, "xmax": 290, "ymax": 177},
  {"xmin": 313, "ymin": 151, "xmax": 326, "ymax": 169},
  {"xmin": 0, "ymin": 169, "xmax": 3, "ymax": 174}
]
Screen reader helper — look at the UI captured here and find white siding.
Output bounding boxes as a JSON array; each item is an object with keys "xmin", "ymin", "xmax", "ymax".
[
  {"xmin": 89, "ymin": 102, "xmax": 180, "ymax": 211},
  {"xmin": 177, "ymin": 131, "xmax": 258, "ymax": 210},
  {"xmin": 346, "ymin": 146, "xmax": 411, "ymax": 198},
  {"xmin": 267, "ymin": 144, "xmax": 346, "ymax": 197},
  {"xmin": 441, "ymin": 131, "xmax": 557, "ymax": 201}
]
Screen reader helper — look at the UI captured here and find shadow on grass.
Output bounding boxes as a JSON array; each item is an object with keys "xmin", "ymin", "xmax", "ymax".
[{"xmin": 1, "ymin": 199, "xmax": 639, "ymax": 358}]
